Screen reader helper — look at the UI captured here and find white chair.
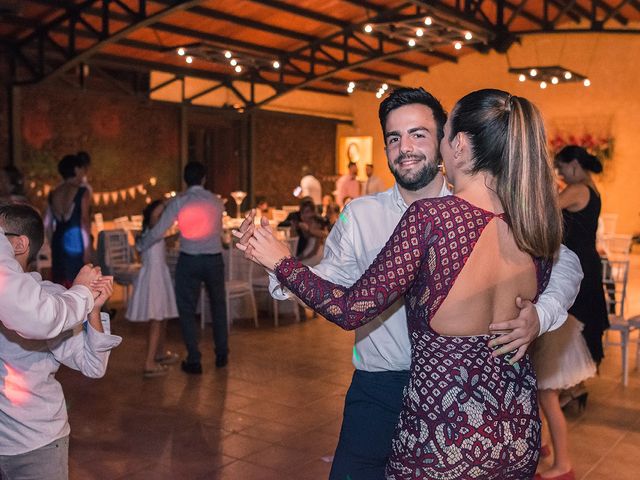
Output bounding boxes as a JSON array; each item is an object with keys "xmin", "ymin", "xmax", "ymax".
[
  {"xmin": 602, "ymin": 257, "xmax": 632, "ymax": 385},
  {"xmin": 602, "ymin": 234, "xmax": 633, "ymax": 259},
  {"xmin": 200, "ymin": 241, "xmax": 258, "ymax": 329},
  {"xmin": 99, "ymin": 229, "xmax": 141, "ymax": 305},
  {"xmin": 251, "ymin": 237, "xmax": 300, "ymax": 327},
  {"xmin": 597, "ymin": 213, "xmax": 618, "ymax": 252}
]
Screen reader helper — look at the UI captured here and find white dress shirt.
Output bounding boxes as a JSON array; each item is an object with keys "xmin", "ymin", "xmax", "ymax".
[
  {"xmin": 138, "ymin": 185, "xmax": 224, "ymax": 255},
  {"xmin": 0, "ymin": 231, "xmax": 94, "ymax": 340},
  {"xmin": 300, "ymin": 175, "xmax": 322, "ymax": 206},
  {"xmin": 269, "ymin": 181, "xmax": 583, "ymax": 372},
  {"xmin": 0, "ymin": 276, "xmax": 121, "ymax": 455}
]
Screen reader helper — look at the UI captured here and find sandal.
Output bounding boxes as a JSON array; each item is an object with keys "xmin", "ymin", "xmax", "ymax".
[
  {"xmin": 155, "ymin": 351, "xmax": 179, "ymax": 366},
  {"xmin": 143, "ymin": 365, "xmax": 168, "ymax": 378}
]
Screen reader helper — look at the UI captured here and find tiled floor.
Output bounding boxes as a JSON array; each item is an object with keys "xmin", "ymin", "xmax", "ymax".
[{"xmin": 60, "ymin": 254, "xmax": 640, "ymax": 479}]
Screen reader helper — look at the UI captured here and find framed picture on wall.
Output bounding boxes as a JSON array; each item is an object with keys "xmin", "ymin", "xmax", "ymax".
[{"xmin": 338, "ymin": 136, "xmax": 372, "ymax": 182}]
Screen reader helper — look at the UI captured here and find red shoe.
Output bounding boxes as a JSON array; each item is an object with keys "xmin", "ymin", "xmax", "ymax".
[
  {"xmin": 534, "ymin": 470, "xmax": 575, "ymax": 480},
  {"xmin": 540, "ymin": 444, "xmax": 551, "ymax": 458}
]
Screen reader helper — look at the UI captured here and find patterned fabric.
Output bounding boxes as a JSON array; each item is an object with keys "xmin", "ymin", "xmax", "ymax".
[{"xmin": 276, "ymin": 196, "xmax": 552, "ymax": 479}]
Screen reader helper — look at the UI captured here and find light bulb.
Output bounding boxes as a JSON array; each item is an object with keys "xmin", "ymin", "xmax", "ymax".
[
  {"xmin": 530, "ymin": 68, "xmax": 537, "ymax": 77},
  {"xmin": 408, "ymin": 39, "xmax": 416, "ymax": 47},
  {"xmin": 551, "ymin": 76, "xmax": 559, "ymax": 85},
  {"xmin": 364, "ymin": 24, "xmax": 373, "ymax": 33},
  {"xmin": 273, "ymin": 60, "xmax": 280, "ymax": 69},
  {"xmin": 464, "ymin": 31, "xmax": 472, "ymax": 40},
  {"xmin": 583, "ymin": 78, "xmax": 591, "ymax": 87},
  {"xmin": 376, "ymin": 92, "xmax": 382, "ymax": 98},
  {"xmin": 348, "ymin": 81, "xmax": 355, "ymax": 89},
  {"xmin": 382, "ymin": 83, "xmax": 388, "ymax": 90},
  {"xmin": 230, "ymin": 59, "xmax": 237, "ymax": 66},
  {"xmin": 177, "ymin": 48, "xmax": 185, "ymax": 56},
  {"xmin": 235, "ymin": 65, "xmax": 242, "ymax": 73},
  {"xmin": 540, "ymin": 81, "xmax": 547, "ymax": 89},
  {"xmin": 454, "ymin": 41, "xmax": 462, "ymax": 50},
  {"xmin": 564, "ymin": 71, "xmax": 572, "ymax": 80},
  {"xmin": 424, "ymin": 16, "xmax": 432, "ymax": 26},
  {"xmin": 416, "ymin": 28, "xmax": 424, "ymax": 37},
  {"xmin": 224, "ymin": 51, "xmax": 232, "ymax": 59},
  {"xmin": 519, "ymin": 74, "xmax": 526, "ymax": 82},
  {"xmin": 185, "ymin": 56, "xmax": 193, "ymax": 64}
]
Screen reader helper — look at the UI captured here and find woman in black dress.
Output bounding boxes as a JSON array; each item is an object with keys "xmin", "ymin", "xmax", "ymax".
[{"xmin": 555, "ymin": 145, "xmax": 609, "ymax": 365}]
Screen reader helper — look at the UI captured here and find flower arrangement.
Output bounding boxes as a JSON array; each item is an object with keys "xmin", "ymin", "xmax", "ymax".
[{"xmin": 549, "ymin": 133, "xmax": 614, "ymax": 163}]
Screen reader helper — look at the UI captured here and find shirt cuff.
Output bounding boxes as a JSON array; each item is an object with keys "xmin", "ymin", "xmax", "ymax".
[
  {"xmin": 86, "ymin": 314, "xmax": 122, "ymax": 351},
  {"xmin": 68, "ymin": 284, "xmax": 95, "ymax": 314}
]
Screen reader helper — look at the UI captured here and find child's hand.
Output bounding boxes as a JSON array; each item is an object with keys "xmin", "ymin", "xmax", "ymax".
[
  {"xmin": 90, "ymin": 276, "xmax": 114, "ymax": 311},
  {"xmin": 73, "ymin": 264, "xmax": 102, "ymax": 290}
]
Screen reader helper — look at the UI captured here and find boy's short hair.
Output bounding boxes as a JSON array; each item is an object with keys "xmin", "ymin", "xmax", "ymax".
[
  {"xmin": 0, "ymin": 204, "xmax": 45, "ymax": 264},
  {"xmin": 58, "ymin": 154, "xmax": 79, "ymax": 180}
]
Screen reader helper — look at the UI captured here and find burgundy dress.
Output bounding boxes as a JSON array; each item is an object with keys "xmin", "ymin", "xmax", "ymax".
[{"xmin": 275, "ymin": 196, "xmax": 551, "ymax": 479}]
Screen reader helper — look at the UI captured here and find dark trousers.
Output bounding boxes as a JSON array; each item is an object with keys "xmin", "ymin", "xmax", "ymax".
[
  {"xmin": 330, "ymin": 369, "xmax": 410, "ymax": 480},
  {"xmin": 175, "ymin": 253, "xmax": 228, "ymax": 364}
]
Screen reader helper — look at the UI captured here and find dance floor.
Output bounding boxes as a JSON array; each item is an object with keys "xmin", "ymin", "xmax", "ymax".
[{"xmin": 60, "ymin": 253, "xmax": 640, "ymax": 479}]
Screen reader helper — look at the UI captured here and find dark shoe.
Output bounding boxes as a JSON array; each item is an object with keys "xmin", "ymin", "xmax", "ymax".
[
  {"xmin": 181, "ymin": 360, "xmax": 202, "ymax": 374},
  {"xmin": 215, "ymin": 354, "xmax": 228, "ymax": 368}
]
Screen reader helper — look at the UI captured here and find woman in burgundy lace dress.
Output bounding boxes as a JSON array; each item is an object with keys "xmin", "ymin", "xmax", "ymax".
[{"xmin": 241, "ymin": 89, "xmax": 562, "ymax": 479}]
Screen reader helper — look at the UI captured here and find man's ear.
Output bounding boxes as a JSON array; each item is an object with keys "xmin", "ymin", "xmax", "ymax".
[{"xmin": 11, "ymin": 235, "xmax": 30, "ymax": 257}]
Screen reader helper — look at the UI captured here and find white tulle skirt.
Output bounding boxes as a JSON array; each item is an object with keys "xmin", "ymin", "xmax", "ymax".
[{"xmin": 531, "ymin": 315, "xmax": 597, "ymax": 391}]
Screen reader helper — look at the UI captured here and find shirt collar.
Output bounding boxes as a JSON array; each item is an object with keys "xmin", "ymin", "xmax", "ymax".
[{"xmin": 391, "ymin": 175, "xmax": 453, "ymax": 211}]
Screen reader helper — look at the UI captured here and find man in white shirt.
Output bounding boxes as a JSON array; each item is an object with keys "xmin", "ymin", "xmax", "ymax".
[
  {"xmin": 362, "ymin": 164, "xmax": 386, "ymax": 195},
  {"xmin": 299, "ymin": 166, "xmax": 322, "ymax": 208},
  {"xmin": 335, "ymin": 161, "xmax": 361, "ymax": 207},
  {"xmin": 238, "ymin": 87, "xmax": 582, "ymax": 480}
]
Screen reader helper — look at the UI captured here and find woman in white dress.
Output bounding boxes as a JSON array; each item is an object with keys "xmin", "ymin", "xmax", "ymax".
[{"xmin": 126, "ymin": 200, "xmax": 179, "ymax": 377}]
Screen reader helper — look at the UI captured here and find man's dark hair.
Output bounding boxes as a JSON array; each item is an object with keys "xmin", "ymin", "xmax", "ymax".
[
  {"xmin": 76, "ymin": 151, "xmax": 91, "ymax": 167},
  {"xmin": 378, "ymin": 87, "xmax": 447, "ymax": 143},
  {"xmin": 183, "ymin": 161, "xmax": 206, "ymax": 186},
  {"xmin": 58, "ymin": 154, "xmax": 79, "ymax": 180},
  {"xmin": 0, "ymin": 204, "xmax": 44, "ymax": 264}
]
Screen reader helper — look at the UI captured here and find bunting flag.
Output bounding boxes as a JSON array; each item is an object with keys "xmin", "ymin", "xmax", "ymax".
[{"xmin": 29, "ymin": 177, "xmax": 163, "ymax": 206}]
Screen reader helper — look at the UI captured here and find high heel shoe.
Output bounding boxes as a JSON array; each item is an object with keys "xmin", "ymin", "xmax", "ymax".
[{"xmin": 534, "ymin": 470, "xmax": 575, "ymax": 480}]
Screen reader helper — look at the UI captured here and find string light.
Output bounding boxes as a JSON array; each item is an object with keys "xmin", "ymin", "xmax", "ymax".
[
  {"xmin": 464, "ymin": 31, "xmax": 473, "ymax": 40},
  {"xmin": 376, "ymin": 91, "xmax": 382, "ymax": 98},
  {"xmin": 224, "ymin": 50, "xmax": 232, "ymax": 59},
  {"xmin": 185, "ymin": 56, "xmax": 193, "ymax": 64},
  {"xmin": 540, "ymin": 81, "xmax": 547, "ymax": 89},
  {"xmin": 408, "ymin": 38, "xmax": 416, "ymax": 47},
  {"xmin": 564, "ymin": 71, "xmax": 572, "ymax": 80},
  {"xmin": 583, "ymin": 78, "xmax": 591, "ymax": 87},
  {"xmin": 424, "ymin": 16, "xmax": 432, "ymax": 25},
  {"xmin": 230, "ymin": 59, "xmax": 238, "ymax": 66},
  {"xmin": 177, "ymin": 48, "xmax": 185, "ymax": 56},
  {"xmin": 416, "ymin": 28, "xmax": 424, "ymax": 37},
  {"xmin": 235, "ymin": 65, "xmax": 242, "ymax": 73},
  {"xmin": 454, "ymin": 41, "xmax": 462, "ymax": 50},
  {"xmin": 364, "ymin": 24, "xmax": 373, "ymax": 33},
  {"xmin": 529, "ymin": 68, "xmax": 537, "ymax": 77},
  {"xmin": 551, "ymin": 76, "xmax": 559, "ymax": 85},
  {"xmin": 273, "ymin": 60, "xmax": 280, "ymax": 69},
  {"xmin": 382, "ymin": 83, "xmax": 388, "ymax": 90},
  {"xmin": 348, "ymin": 81, "xmax": 356, "ymax": 89},
  {"xmin": 519, "ymin": 74, "xmax": 526, "ymax": 82}
]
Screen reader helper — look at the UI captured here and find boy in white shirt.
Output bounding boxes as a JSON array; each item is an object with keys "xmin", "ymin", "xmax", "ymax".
[{"xmin": 0, "ymin": 204, "xmax": 122, "ymax": 480}]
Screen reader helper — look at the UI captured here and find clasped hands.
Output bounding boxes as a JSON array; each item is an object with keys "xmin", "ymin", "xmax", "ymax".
[
  {"xmin": 72, "ymin": 264, "xmax": 114, "ymax": 312},
  {"xmin": 232, "ymin": 209, "xmax": 291, "ymax": 271}
]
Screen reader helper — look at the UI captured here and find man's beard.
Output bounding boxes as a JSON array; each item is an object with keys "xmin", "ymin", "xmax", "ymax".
[{"xmin": 389, "ymin": 153, "xmax": 439, "ymax": 191}]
